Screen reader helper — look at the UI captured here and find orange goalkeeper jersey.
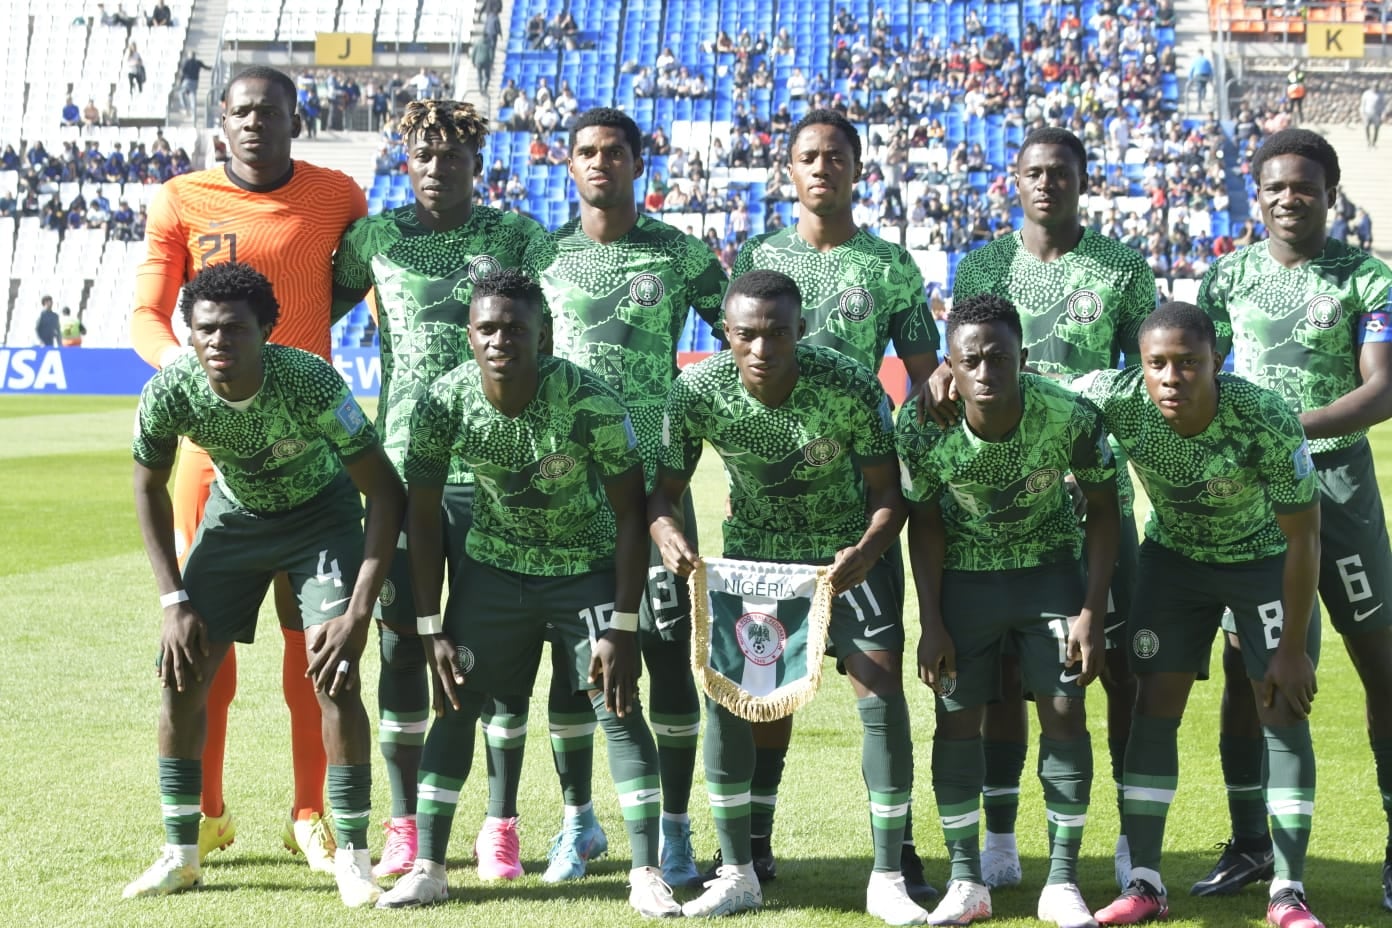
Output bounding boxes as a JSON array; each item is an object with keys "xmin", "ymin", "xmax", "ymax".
[{"xmin": 131, "ymin": 161, "xmax": 368, "ymax": 366}]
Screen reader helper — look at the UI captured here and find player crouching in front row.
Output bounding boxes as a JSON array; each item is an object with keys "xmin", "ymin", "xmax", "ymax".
[
  {"xmin": 896, "ymin": 293, "xmax": 1120, "ymax": 928},
  {"xmin": 650, "ymin": 270, "xmax": 925, "ymax": 925},
  {"xmin": 126, "ymin": 263, "xmax": 406, "ymax": 907},
  {"xmin": 376, "ymin": 268, "xmax": 680, "ymax": 917}
]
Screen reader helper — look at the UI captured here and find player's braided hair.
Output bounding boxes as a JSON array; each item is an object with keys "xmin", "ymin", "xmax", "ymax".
[
  {"xmin": 1138, "ymin": 301, "xmax": 1217, "ymax": 351},
  {"xmin": 1251, "ymin": 128, "xmax": 1340, "ymax": 189},
  {"xmin": 399, "ymin": 99, "xmax": 489, "ymax": 152},
  {"xmin": 179, "ymin": 262, "xmax": 281, "ymax": 329},
  {"xmin": 946, "ymin": 293, "xmax": 1022, "ymax": 346}
]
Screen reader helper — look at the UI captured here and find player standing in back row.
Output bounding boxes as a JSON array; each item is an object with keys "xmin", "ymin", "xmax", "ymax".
[
  {"xmin": 727, "ymin": 106, "xmax": 940, "ymax": 900},
  {"xmin": 521, "ymin": 106, "xmax": 728, "ymax": 888},
  {"xmin": 331, "ymin": 99, "xmax": 546, "ymax": 881},
  {"xmin": 130, "ymin": 65, "xmax": 368, "ymax": 874},
  {"xmin": 1197, "ymin": 128, "xmax": 1392, "ymax": 915},
  {"xmin": 930, "ymin": 127, "xmax": 1156, "ymax": 891}
]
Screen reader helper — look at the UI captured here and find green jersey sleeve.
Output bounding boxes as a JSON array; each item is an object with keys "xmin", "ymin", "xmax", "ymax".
[
  {"xmin": 132, "ymin": 372, "xmax": 182, "ymax": 470},
  {"xmin": 404, "ymin": 376, "xmax": 460, "ymax": 486},
  {"xmin": 679, "ymin": 233, "xmax": 729, "ymax": 327},
  {"xmin": 888, "ymin": 252, "xmax": 939, "ymax": 360},
  {"xmin": 1196, "ymin": 259, "xmax": 1233, "ymax": 359},
  {"xmin": 893, "ymin": 405, "xmax": 945, "ymax": 506},
  {"xmin": 658, "ymin": 369, "xmax": 704, "ymax": 479},
  {"xmin": 1068, "ymin": 395, "xmax": 1116, "ymax": 488},
  {"xmin": 586, "ymin": 399, "xmax": 643, "ymax": 482},
  {"xmin": 1252, "ymin": 392, "xmax": 1318, "ymax": 513},
  {"xmin": 332, "ymin": 214, "xmax": 379, "ymax": 293}
]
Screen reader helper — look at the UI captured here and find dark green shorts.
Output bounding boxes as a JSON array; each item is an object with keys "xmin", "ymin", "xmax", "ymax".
[
  {"xmin": 445, "ymin": 557, "xmax": 618, "ymax": 697},
  {"xmin": 829, "ymin": 556, "xmax": 905, "ymax": 658},
  {"xmin": 1313, "ymin": 440, "xmax": 1392, "ymax": 635},
  {"xmin": 376, "ymin": 483, "xmax": 475, "ymax": 628},
  {"xmin": 182, "ymin": 476, "xmax": 365, "ymax": 644},
  {"xmin": 1130, "ymin": 541, "xmax": 1291, "ymax": 680},
  {"xmin": 938, "ymin": 563, "xmax": 1087, "ymax": 710},
  {"xmin": 1102, "ymin": 510, "xmax": 1140, "ymax": 650},
  {"xmin": 642, "ymin": 490, "xmax": 696, "ymax": 642}
]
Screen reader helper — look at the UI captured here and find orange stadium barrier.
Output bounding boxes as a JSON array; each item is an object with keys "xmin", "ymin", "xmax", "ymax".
[{"xmin": 1211, "ymin": 0, "xmax": 1389, "ymax": 37}]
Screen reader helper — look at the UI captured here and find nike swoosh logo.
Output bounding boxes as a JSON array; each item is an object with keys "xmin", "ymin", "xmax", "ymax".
[
  {"xmin": 215, "ymin": 820, "xmax": 233, "ymax": 838},
  {"xmin": 320, "ymin": 596, "xmax": 351, "ymax": 611},
  {"xmin": 208, "ymin": 219, "xmax": 228, "ymax": 228},
  {"xmin": 1059, "ymin": 671, "xmax": 1082, "ymax": 685},
  {"xmin": 864, "ymin": 624, "xmax": 895, "ymax": 638},
  {"xmin": 1354, "ymin": 603, "xmax": 1384, "ymax": 622},
  {"xmin": 633, "ymin": 789, "xmax": 661, "ymax": 803}
]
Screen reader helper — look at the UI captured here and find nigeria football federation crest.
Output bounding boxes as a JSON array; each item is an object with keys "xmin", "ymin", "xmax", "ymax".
[
  {"xmin": 538, "ymin": 453, "xmax": 577, "ymax": 479},
  {"xmin": 629, "ymin": 272, "xmax": 666, "ymax": 306},
  {"xmin": 802, "ymin": 437, "xmax": 842, "ymax": 467},
  {"xmin": 378, "ymin": 580, "xmax": 396, "ymax": 607},
  {"xmin": 1304, "ymin": 294, "xmax": 1342, "ymax": 330},
  {"xmin": 272, "ymin": 438, "xmax": 308, "ymax": 459},
  {"xmin": 1206, "ymin": 477, "xmax": 1244, "ymax": 498},
  {"xmin": 467, "ymin": 254, "xmax": 502, "ymax": 283},
  {"xmin": 736, "ymin": 613, "xmax": 787, "ymax": 666},
  {"xmin": 1133, "ymin": 628, "xmax": 1160, "ymax": 659},
  {"xmin": 454, "ymin": 645, "xmax": 476, "ymax": 675},
  {"xmin": 838, "ymin": 286, "xmax": 874, "ymax": 322},
  {"xmin": 1025, "ymin": 468, "xmax": 1061, "ymax": 494},
  {"xmin": 1065, "ymin": 289, "xmax": 1104, "ymax": 325}
]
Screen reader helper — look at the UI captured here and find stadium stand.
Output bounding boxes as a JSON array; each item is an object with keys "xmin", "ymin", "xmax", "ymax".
[{"xmin": 0, "ymin": 0, "xmax": 1343, "ymax": 355}]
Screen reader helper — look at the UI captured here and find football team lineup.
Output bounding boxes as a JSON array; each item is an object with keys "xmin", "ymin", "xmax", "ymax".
[{"xmin": 6, "ymin": 61, "xmax": 1382, "ymax": 928}]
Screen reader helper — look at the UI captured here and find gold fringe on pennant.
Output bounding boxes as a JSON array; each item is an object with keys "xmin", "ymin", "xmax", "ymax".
[{"xmin": 688, "ymin": 560, "xmax": 835, "ymax": 722}]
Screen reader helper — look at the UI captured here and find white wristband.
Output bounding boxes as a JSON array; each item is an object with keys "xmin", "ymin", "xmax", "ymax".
[
  {"xmin": 417, "ymin": 612, "xmax": 444, "ymax": 635},
  {"xmin": 160, "ymin": 590, "xmax": 190, "ymax": 608},
  {"xmin": 609, "ymin": 610, "xmax": 639, "ymax": 633}
]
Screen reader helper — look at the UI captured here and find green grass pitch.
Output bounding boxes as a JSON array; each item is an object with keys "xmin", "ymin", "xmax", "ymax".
[{"xmin": 0, "ymin": 394, "xmax": 1388, "ymax": 927}]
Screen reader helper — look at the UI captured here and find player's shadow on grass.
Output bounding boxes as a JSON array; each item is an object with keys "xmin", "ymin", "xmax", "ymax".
[{"xmin": 734, "ymin": 852, "xmax": 1387, "ymax": 925}]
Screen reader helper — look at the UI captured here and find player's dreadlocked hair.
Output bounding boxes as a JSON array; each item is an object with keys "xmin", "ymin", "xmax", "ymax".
[
  {"xmin": 946, "ymin": 293, "xmax": 1022, "ymax": 346},
  {"xmin": 1138, "ymin": 301, "xmax": 1217, "ymax": 351},
  {"xmin": 726, "ymin": 268, "xmax": 804, "ymax": 308},
  {"xmin": 471, "ymin": 266, "xmax": 547, "ymax": 316},
  {"xmin": 179, "ymin": 262, "xmax": 281, "ymax": 329},
  {"xmin": 789, "ymin": 108, "xmax": 862, "ymax": 164},
  {"xmin": 399, "ymin": 99, "xmax": 489, "ymax": 153},
  {"xmin": 1017, "ymin": 126, "xmax": 1088, "ymax": 173},
  {"xmin": 1251, "ymin": 128, "xmax": 1340, "ymax": 189}
]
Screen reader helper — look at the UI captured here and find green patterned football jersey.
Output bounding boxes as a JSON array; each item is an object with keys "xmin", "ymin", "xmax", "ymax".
[
  {"xmin": 1199, "ymin": 238, "xmax": 1392, "ymax": 454},
  {"xmin": 952, "ymin": 229, "xmax": 1156, "ymax": 375},
  {"xmin": 895, "ymin": 375, "xmax": 1116, "ymax": 571},
  {"xmin": 729, "ymin": 226, "xmax": 939, "ymax": 371},
  {"xmin": 1074, "ymin": 367, "xmax": 1317, "ymax": 564},
  {"xmin": 404, "ymin": 355, "xmax": 641, "ymax": 576},
  {"xmin": 333, "ymin": 205, "xmax": 546, "ymax": 483},
  {"xmin": 659, "ymin": 344, "xmax": 896, "ymax": 562},
  {"xmin": 133, "ymin": 345, "xmax": 377, "ymax": 513},
  {"xmin": 523, "ymin": 214, "xmax": 728, "ymax": 487}
]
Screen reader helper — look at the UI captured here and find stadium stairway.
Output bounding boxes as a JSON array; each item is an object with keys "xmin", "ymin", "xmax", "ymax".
[
  {"xmin": 1319, "ymin": 123, "xmax": 1392, "ymax": 264},
  {"xmin": 174, "ymin": 0, "xmax": 230, "ymax": 126},
  {"xmin": 1172, "ymin": 0, "xmax": 1218, "ymax": 116}
]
